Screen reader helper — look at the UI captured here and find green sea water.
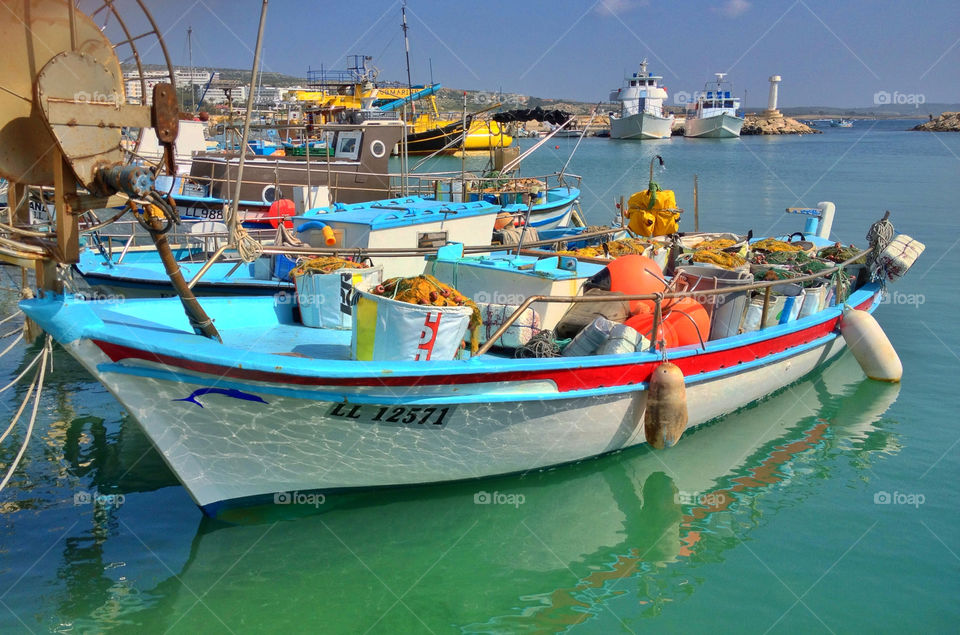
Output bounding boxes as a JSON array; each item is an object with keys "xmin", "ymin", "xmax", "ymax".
[{"xmin": 1, "ymin": 121, "xmax": 958, "ymax": 633}]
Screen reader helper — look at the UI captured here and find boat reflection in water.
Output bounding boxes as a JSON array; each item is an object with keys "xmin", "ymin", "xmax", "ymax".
[{"xmin": 68, "ymin": 352, "xmax": 894, "ymax": 632}]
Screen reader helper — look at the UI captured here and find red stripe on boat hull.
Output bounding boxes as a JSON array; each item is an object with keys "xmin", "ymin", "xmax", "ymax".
[{"xmin": 92, "ymin": 320, "xmax": 853, "ymax": 394}]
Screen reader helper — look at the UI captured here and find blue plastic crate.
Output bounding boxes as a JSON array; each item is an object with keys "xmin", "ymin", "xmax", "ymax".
[{"xmin": 273, "ymin": 254, "xmax": 298, "ymax": 281}]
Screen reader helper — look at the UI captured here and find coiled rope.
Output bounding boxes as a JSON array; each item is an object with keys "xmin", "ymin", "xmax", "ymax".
[
  {"xmin": 515, "ymin": 330, "xmax": 562, "ymax": 358},
  {"xmin": 866, "ymin": 211, "xmax": 894, "ymax": 279}
]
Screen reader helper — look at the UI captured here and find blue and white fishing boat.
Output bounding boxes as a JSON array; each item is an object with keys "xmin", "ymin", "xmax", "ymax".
[
  {"xmin": 683, "ymin": 73, "xmax": 744, "ymax": 138},
  {"xmin": 73, "ymin": 190, "xmax": 585, "ymax": 297},
  {"xmin": 20, "ymin": 204, "xmax": 922, "ymax": 514}
]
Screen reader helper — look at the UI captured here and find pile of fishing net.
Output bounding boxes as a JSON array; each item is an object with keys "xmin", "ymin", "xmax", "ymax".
[
  {"xmin": 557, "ymin": 238, "xmax": 654, "ymax": 259},
  {"xmin": 692, "ymin": 249, "xmax": 747, "ymax": 269},
  {"xmin": 500, "ymin": 177, "xmax": 545, "ymax": 193},
  {"xmin": 694, "ymin": 238, "xmax": 738, "ymax": 251},
  {"xmin": 752, "ymin": 238, "xmax": 804, "ymax": 252},
  {"xmin": 753, "ymin": 267, "xmax": 801, "ymax": 282},
  {"xmin": 491, "ymin": 107, "xmax": 572, "ymax": 125},
  {"xmin": 290, "ymin": 256, "xmax": 365, "ymax": 277},
  {"xmin": 818, "ymin": 243, "xmax": 865, "ymax": 264},
  {"xmin": 373, "ymin": 275, "xmax": 482, "ymax": 353}
]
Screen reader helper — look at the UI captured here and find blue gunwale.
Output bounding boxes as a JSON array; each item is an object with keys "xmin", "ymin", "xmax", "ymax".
[{"xmin": 20, "ymin": 284, "xmax": 882, "ymax": 387}]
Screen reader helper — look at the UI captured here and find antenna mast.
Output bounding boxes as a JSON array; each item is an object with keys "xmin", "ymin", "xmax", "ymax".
[
  {"xmin": 402, "ymin": 1, "xmax": 415, "ymax": 116},
  {"xmin": 188, "ymin": 26, "xmax": 194, "ymax": 111}
]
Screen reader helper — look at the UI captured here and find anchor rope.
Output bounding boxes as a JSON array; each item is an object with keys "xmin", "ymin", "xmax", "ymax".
[{"xmin": 0, "ymin": 336, "xmax": 50, "ymax": 494}]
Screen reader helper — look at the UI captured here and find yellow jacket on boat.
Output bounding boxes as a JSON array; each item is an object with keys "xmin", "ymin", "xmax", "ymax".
[{"xmin": 627, "ymin": 188, "xmax": 679, "ymax": 237}]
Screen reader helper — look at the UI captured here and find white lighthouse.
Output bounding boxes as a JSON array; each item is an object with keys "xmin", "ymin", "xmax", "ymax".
[{"xmin": 765, "ymin": 75, "xmax": 783, "ymax": 118}]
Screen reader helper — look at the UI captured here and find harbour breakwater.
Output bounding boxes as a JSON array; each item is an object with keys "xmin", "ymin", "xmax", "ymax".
[{"xmin": 912, "ymin": 112, "xmax": 960, "ymax": 132}]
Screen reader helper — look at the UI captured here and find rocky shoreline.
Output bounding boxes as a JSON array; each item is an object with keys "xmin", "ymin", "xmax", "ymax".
[
  {"xmin": 912, "ymin": 112, "xmax": 960, "ymax": 132},
  {"xmin": 740, "ymin": 113, "xmax": 820, "ymax": 135}
]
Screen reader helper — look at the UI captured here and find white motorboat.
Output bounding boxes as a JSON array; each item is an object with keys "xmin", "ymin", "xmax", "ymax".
[
  {"xmin": 684, "ymin": 73, "xmax": 744, "ymax": 139},
  {"xmin": 608, "ymin": 60, "xmax": 674, "ymax": 140}
]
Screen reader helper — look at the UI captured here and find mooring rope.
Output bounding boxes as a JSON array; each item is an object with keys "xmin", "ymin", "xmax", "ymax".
[{"xmin": 0, "ymin": 336, "xmax": 50, "ymax": 494}]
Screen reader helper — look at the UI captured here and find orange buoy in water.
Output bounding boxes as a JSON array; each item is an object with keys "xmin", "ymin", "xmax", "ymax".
[
  {"xmin": 662, "ymin": 297, "xmax": 710, "ymax": 348},
  {"xmin": 644, "ymin": 361, "xmax": 688, "ymax": 449},
  {"xmin": 268, "ymin": 198, "xmax": 296, "ymax": 229},
  {"xmin": 584, "ymin": 254, "xmax": 666, "ymax": 313}
]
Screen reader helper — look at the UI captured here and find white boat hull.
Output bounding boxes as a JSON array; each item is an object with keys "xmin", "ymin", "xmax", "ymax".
[
  {"xmin": 609, "ymin": 112, "xmax": 674, "ymax": 139},
  {"xmin": 64, "ymin": 331, "xmax": 848, "ymax": 512},
  {"xmin": 684, "ymin": 113, "xmax": 744, "ymax": 138}
]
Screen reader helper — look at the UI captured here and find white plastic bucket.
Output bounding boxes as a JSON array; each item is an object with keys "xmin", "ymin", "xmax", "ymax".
[
  {"xmin": 351, "ymin": 290, "xmax": 472, "ymax": 361},
  {"xmin": 295, "ymin": 266, "xmax": 382, "ymax": 329},
  {"xmin": 675, "ymin": 265, "xmax": 754, "ymax": 340},
  {"xmin": 799, "ymin": 283, "xmax": 829, "ymax": 318},
  {"xmin": 742, "ymin": 283, "xmax": 805, "ymax": 331}
]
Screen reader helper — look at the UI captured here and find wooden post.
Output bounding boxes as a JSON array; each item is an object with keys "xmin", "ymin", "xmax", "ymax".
[
  {"xmin": 52, "ymin": 151, "xmax": 79, "ymax": 266},
  {"xmin": 35, "ymin": 259, "xmax": 59, "ymax": 295},
  {"xmin": 693, "ymin": 174, "xmax": 699, "ymax": 232},
  {"xmin": 759, "ymin": 285, "xmax": 772, "ymax": 329},
  {"xmin": 10, "ymin": 182, "xmax": 29, "ymax": 226}
]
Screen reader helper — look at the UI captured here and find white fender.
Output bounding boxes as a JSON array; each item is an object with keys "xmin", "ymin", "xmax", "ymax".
[{"xmin": 839, "ymin": 307, "xmax": 902, "ymax": 382}]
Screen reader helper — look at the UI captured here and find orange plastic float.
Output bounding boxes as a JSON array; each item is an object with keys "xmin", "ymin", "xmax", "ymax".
[
  {"xmin": 584, "ymin": 254, "xmax": 667, "ymax": 313},
  {"xmin": 624, "ymin": 296, "xmax": 710, "ymax": 348},
  {"xmin": 268, "ymin": 198, "xmax": 296, "ymax": 228}
]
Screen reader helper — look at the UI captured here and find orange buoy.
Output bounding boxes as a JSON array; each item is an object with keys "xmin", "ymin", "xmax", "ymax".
[
  {"xmin": 662, "ymin": 297, "xmax": 710, "ymax": 348},
  {"xmin": 624, "ymin": 310, "xmax": 678, "ymax": 348},
  {"xmin": 584, "ymin": 254, "xmax": 666, "ymax": 313},
  {"xmin": 268, "ymin": 198, "xmax": 296, "ymax": 229}
]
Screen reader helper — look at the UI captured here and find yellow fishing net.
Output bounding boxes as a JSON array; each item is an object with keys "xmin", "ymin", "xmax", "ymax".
[
  {"xmin": 692, "ymin": 249, "xmax": 747, "ymax": 269},
  {"xmin": 556, "ymin": 238, "xmax": 657, "ymax": 259},
  {"xmin": 695, "ymin": 238, "xmax": 737, "ymax": 251},
  {"xmin": 291, "ymin": 256, "xmax": 365, "ymax": 277},
  {"xmin": 374, "ymin": 275, "xmax": 482, "ymax": 354},
  {"xmin": 751, "ymin": 238, "xmax": 803, "ymax": 252}
]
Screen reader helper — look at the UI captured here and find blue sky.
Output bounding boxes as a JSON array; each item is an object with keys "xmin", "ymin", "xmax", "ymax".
[{"xmin": 111, "ymin": 0, "xmax": 958, "ymax": 107}]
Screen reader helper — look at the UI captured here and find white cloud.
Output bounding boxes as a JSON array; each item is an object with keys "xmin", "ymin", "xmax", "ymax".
[{"xmin": 716, "ymin": 0, "xmax": 751, "ymax": 18}]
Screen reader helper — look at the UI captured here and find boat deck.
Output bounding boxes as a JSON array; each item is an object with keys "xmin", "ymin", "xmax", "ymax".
[{"xmin": 223, "ymin": 325, "xmax": 352, "ymax": 360}]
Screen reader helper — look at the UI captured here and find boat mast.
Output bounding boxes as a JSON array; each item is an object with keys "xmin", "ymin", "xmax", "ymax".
[
  {"xmin": 401, "ymin": 0, "xmax": 416, "ymax": 116},
  {"xmin": 188, "ymin": 26, "xmax": 194, "ymax": 112}
]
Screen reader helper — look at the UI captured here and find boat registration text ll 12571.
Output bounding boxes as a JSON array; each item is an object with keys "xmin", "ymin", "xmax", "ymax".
[{"xmin": 327, "ymin": 403, "xmax": 452, "ymax": 427}]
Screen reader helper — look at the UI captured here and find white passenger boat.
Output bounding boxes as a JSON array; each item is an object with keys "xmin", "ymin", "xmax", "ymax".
[
  {"xmin": 608, "ymin": 60, "xmax": 675, "ymax": 140},
  {"xmin": 684, "ymin": 73, "xmax": 744, "ymax": 139}
]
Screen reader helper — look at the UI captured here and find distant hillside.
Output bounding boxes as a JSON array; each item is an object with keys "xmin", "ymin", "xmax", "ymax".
[
  {"xmin": 121, "ymin": 65, "xmax": 957, "ymax": 118},
  {"xmin": 760, "ymin": 103, "xmax": 960, "ymax": 118},
  {"xmin": 121, "ymin": 63, "xmax": 303, "ymax": 87}
]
